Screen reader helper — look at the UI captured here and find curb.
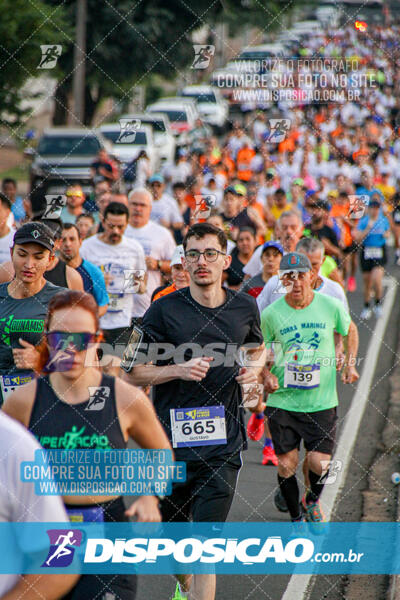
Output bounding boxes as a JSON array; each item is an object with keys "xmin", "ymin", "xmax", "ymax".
[{"xmin": 386, "ymin": 335, "xmax": 400, "ymax": 600}]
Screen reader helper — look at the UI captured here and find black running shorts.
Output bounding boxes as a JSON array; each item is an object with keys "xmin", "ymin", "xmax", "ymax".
[
  {"xmin": 359, "ymin": 245, "xmax": 387, "ymax": 272},
  {"xmin": 160, "ymin": 454, "xmax": 242, "ymax": 522},
  {"xmin": 265, "ymin": 406, "xmax": 337, "ymax": 456}
]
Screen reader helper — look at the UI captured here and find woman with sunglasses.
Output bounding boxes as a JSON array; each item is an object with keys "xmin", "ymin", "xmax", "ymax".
[{"xmin": 3, "ymin": 289, "xmax": 171, "ymax": 600}]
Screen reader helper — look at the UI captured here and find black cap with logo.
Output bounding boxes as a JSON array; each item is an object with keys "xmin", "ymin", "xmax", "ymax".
[
  {"xmin": 13, "ymin": 222, "xmax": 55, "ymax": 252},
  {"xmin": 279, "ymin": 252, "xmax": 311, "ymax": 274}
]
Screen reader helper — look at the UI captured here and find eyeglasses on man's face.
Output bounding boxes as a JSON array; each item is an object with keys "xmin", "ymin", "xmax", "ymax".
[{"xmin": 185, "ymin": 248, "xmax": 226, "ymax": 263}]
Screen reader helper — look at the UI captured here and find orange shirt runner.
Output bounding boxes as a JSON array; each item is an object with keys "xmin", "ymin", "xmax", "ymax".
[{"xmin": 152, "ymin": 283, "xmax": 177, "ymax": 302}]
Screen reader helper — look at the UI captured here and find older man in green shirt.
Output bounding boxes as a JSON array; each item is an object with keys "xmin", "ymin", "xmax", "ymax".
[{"xmin": 261, "ymin": 252, "xmax": 359, "ymax": 523}]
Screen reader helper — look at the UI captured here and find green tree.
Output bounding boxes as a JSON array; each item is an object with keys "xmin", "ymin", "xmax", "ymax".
[
  {"xmin": 0, "ymin": 0, "xmax": 70, "ymax": 131},
  {"xmin": 47, "ymin": 0, "xmax": 307, "ymax": 125}
]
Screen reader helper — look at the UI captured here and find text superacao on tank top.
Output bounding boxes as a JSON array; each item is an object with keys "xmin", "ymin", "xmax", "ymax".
[{"xmin": 29, "ymin": 374, "xmax": 126, "ymax": 450}]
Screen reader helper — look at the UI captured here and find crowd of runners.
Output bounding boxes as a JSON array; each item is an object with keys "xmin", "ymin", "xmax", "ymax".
[{"xmin": 1, "ymin": 19, "xmax": 399, "ymax": 600}]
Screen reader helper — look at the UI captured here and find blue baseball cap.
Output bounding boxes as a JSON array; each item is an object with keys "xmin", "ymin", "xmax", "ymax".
[
  {"xmin": 148, "ymin": 174, "xmax": 164, "ymax": 184},
  {"xmin": 262, "ymin": 240, "xmax": 284, "ymax": 256},
  {"xmin": 305, "ymin": 189, "xmax": 316, "ymax": 199}
]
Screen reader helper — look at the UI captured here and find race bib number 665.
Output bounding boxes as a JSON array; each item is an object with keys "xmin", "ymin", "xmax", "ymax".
[{"xmin": 170, "ymin": 406, "xmax": 227, "ymax": 448}]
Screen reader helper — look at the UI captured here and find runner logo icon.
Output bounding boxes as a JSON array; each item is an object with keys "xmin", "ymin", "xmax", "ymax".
[
  {"xmin": 191, "ymin": 45, "xmax": 215, "ymax": 69},
  {"xmin": 117, "ymin": 118, "xmax": 142, "ymax": 143},
  {"xmin": 44, "ymin": 195, "xmax": 67, "ymax": 219},
  {"xmin": 193, "ymin": 194, "xmax": 216, "ymax": 221},
  {"xmin": 86, "ymin": 386, "xmax": 110, "ymax": 411},
  {"xmin": 348, "ymin": 195, "xmax": 369, "ymax": 219},
  {"xmin": 318, "ymin": 459, "xmax": 343, "ymax": 485},
  {"xmin": 38, "ymin": 45, "xmax": 62, "ymax": 69},
  {"xmin": 42, "ymin": 529, "xmax": 83, "ymax": 567},
  {"xmin": 267, "ymin": 119, "xmax": 291, "ymax": 143}
]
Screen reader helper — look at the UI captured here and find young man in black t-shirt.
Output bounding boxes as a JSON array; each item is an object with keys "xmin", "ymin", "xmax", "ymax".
[
  {"xmin": 123, "ymin": 222, "xmax": 266, "ymax": 600},
  {"xmin": 305, "ymin": 199, "xmax": 342, "ymax": 264}
]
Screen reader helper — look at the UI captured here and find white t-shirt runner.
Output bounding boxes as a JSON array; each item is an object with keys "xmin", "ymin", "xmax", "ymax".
[
  {"xmin": 0, "ymin": 229, "xmax": 15, "ymax": 264},
  {"xmin": 150, "ymin": 194, "xmax": 182, "ymax": 227},
  {"xmin": 0, "ymin": 412, "xmax": 68, "ymax": 597},
  {"xmin": 125, "ymin": 221, "xmax": 176, "ymax": 316},
  {"xmin": 80, "ymin": 234, "xmax": 146, "ymax": 328},
  {"xmin": 257, "ymin": 273, "xmax": 349, "ymax": 314}
]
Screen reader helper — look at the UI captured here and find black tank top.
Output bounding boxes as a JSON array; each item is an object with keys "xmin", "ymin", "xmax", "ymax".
[
  {"xmin": 29, "ymin": 374, "xmax": 126, "ymax": 450},
  {"xmin": 44, "ymin": 258, "xmax": 68, "ymax": 288}
]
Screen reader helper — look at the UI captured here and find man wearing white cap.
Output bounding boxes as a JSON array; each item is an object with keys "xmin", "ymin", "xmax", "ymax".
[{"xmin": 152, "ymin": 245, "xmax": 190, "ymax": 302}]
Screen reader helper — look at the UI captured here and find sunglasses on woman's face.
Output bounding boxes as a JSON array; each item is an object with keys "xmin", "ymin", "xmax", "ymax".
[{"xmin": 46, "ymin": 331, "xmax": 98, "ymax": 352}]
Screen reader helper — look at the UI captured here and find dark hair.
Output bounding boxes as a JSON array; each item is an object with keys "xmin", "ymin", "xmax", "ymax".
[
  {"xmin": 103, "ymin": 201, "xmax": 129, "ymax": 221},
  {"xmin": 238, "ymin": 226, "xmax": 256, "ymax": 238},
  {"xmin": 0, "ymin": 192, "xmax": 12, "ymax": 210},
  {"xmin": 173, "ymin": 182, "xmax": 186, "ymax": 191},
  {"xmin": 41, "ymin": 217, "xmax": 63, "ymax": 240},
  {"xmin": 1, "ymin": 178, "xmax": 17, "ymax": 188},
  {"xmin": 76, "ymin": 212, "xmax": 95, "ymax": 224},
  {"xmin": 62, "ymin": 222, "xmax": 81, "ymax": 238},
  {"xmin": 392, "ymin": 192, "xmax": 400, "ymax": 205},
  {"xmin": 95, "ymin": 180, "xmax": 111, "ymax": 191},
  {"xmin": 185, "ymin": 175, "xmax": 198, "ymax": 189},
  {"xmin": 37, "ymin": 290, "xmax": 102, "ymax": 373},
  {"xmin": 275, "ymin": 188, "xmax": 286, "ymax": 195},
  {"xmin": 183, "ymin": 222, "xmax": 227, "ymax": 252}
]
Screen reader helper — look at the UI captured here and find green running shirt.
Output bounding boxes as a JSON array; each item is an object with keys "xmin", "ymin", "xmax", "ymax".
[{"xmin": 260, "ymin": 291, "xmax": 351, "ymax": 413}]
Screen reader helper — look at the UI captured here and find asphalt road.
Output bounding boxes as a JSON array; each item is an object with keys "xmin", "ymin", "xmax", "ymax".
[{"xmin": 131, "ymin": 255, "xmax": 400, "ymax": 600}]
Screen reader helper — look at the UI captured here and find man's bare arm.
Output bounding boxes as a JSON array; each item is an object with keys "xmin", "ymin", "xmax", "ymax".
[
  {"xmin": 341, "ymin": 320, "xmax": 359, "ymax": 384},
  {"xmin": 98, "ymin": 303, "xmax": 108, "ymax": 317}
]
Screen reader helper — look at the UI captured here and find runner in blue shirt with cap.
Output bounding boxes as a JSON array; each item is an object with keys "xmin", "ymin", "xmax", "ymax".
[{"xmin": 353, "ymin": 196, "xmax": 390, "ymax": 320}]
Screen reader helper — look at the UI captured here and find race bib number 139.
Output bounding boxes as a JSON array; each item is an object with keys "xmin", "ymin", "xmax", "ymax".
[
  {"xmin": 170, "ymin": 406, "xmax": 227, "ymax": 448},
  {"xmin": 284, "ymin": 363, "xmax": 320, "ymax": 389}
]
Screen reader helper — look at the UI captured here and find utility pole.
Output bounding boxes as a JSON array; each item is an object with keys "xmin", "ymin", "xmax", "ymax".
[{"xmin": 72, "ymin": 0, "xmax": 87, "ymax": 125}]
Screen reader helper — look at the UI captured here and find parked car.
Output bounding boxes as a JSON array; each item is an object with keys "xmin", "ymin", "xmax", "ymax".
[
  {"xmin": 315, "ymin": 2, "xmax": 341, "ymax": 27},
  {"xmin": 28, "ymin": 128, "xmax": 111, "ymax": 193},
  {"xmin": 210, "ymin": 60, "xmax": 259, "ymax": 104},
  {"xmin": 146, "ymin": 97, "xmax": 199, "ymax": 144},
  {"xmin": 290, "ymin": 20, "xmax": 322, "ymax": 34},
  {"xmin": 179, "ymin": 85, "xmax": 229, "ymax": 131},
  {"xmin": 99, "ymin": 123, "xmax": 158, "ymax": 172},
  {"xmin": 120, "ymin": 112, "xmax": 175, "ymax": 163},
  {"xmin": 238, "ymin": 43, "xmax": 286, "ymax": 61}
]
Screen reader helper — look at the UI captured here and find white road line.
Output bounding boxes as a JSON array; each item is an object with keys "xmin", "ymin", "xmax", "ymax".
[{"xmin": 281, "ymin": 276, "xmax": 398, "ymax": 600}]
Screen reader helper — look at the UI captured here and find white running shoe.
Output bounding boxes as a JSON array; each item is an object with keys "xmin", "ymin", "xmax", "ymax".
[
  {"xmin": 360, "ymin": 307, "xmax": 372, "ymax": 320},
  {"xmin": 373, "ymin": 304, "xmax": 383, "ymax": 318}
]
